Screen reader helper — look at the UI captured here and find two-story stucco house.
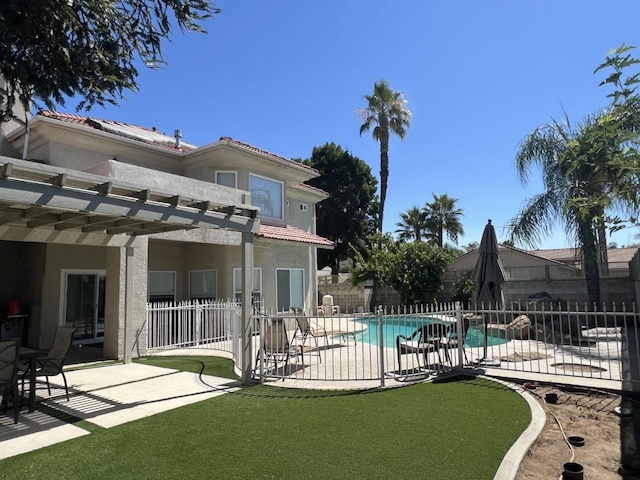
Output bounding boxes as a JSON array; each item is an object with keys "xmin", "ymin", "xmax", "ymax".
[{"xmin": 0, "ymin": 110, "xmax": 333, "ymax": 371}]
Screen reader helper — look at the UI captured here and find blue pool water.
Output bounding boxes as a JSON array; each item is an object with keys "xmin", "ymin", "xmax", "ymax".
[{"xmin": 353, "ymin": 316, "xmax": 508, "ymax": 349}]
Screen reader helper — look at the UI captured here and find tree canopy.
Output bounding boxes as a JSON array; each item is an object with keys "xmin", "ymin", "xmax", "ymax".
[
  {"xmin": 0, "ymin": 0, "xmax": 219, "ymax": 123},
  {"xmin": 299, "ymin": 142, "xmax": 378, "ymax": 274},
  {"xmin": 352, "ymin": 236, "xmax": 452, "ymax": 305},
  {"xmin": 394, "ymin": 194, "xmax": 464, "ymax": 247},
  {"xmin": 424, "ymin": 193, "xmax": 464, "ymax": 247},
  {"xmin": 507, "ymin": 44, "xmax": 640, "ymax": 305},
  {"xmin": 358, "ymin": 80, "xmax": 411, "ymax": 232}
]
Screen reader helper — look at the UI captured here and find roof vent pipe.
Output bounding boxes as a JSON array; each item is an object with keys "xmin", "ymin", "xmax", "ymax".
[{"xmin": 174, "ymin": 129, "xmax": 182, "ymax": 148}]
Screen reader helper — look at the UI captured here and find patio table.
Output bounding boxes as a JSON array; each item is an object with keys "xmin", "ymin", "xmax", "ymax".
[{"xmin": 18, "ymin": 347, "xmax": 47, "ymax": 412}]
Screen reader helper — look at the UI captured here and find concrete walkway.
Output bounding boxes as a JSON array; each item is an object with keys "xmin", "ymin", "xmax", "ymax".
[{"xmin": 0, "ymin": 363, "xmax": 240, "ymax": 460}]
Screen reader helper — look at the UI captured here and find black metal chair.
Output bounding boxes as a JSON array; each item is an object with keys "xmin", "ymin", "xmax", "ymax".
[
  {"xmin": 0, "ymin": 339, "xmax": 21, "ymax": 423},
  {"xmin": 396, "ymin": 322, "xmax": 449, "ymax": 372},
  {"xmin": 32, "ymin": 326, "xmax": 77, "ymax": 401}
]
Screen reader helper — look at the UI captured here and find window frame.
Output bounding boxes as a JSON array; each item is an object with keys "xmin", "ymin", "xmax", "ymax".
[
  {"xmin": 215, "ymin": 170, "xmax": 237, "ymax": 189},
  {"xmin": 249, "ymin": 173, "xmax": 284, "ymax": 221},
  {"xmin": 233, "ymin": 267, "xmax": 262, "ymax": 302},
  {"xmin": 275, "ymin": 268, "xmax": 305, "ymax": 312},
  {"xmin": 148, "ymin": 271, "xmax": 177, "ymax": 303},
  {"xmin": 189, "ymin": 269, "xmax": 218, "ymax": 300}
]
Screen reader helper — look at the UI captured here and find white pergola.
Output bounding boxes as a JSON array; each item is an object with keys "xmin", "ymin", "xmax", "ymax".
[{"xmin": 0, "ymin": 156, "xmax": 259, "ymax": 383}]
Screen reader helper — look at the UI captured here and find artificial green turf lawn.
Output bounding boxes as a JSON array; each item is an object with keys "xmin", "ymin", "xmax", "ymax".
[
  {"xmin": 1, "ymin": 358, "xmax": 530, "ymax": 480},
  {"xmin": 135, "ymin": 355, "xmax": 240, "ymax": 380}
]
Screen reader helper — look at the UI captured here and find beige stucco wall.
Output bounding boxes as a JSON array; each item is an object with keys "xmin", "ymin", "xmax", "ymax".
[
  {"xmin": 255, "ymin": 240, "xmax": 314, "ymax": 311},
  {"xmin": 40, "ymin": 244, "xmax": 107, "ymax": 348},
  {"xmin": 183, "ymin": 243, "xmax": 240, "ymax": 300},
  {"xmin": 104, "ymin": 241, "xmax": 148, "ymax": 360}
]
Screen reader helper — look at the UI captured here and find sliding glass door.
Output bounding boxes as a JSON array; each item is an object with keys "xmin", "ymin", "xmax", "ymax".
[
  {"xmin": 63, "ymin": 271, "xmax": 106, "ymax": 343},
  {"xmin": 276, "ymin": 268, "xmax": 304, "ymax": 312}
]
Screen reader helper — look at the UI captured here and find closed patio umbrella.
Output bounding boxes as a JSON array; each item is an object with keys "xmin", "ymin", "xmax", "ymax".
[{"xmin": 471, "ymin": 219, "xmax": 506, "ymax": 367}]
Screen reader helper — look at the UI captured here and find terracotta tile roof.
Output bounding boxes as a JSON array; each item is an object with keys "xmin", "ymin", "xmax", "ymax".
[
  {"xmin": 257, "ymin": 224, "xmax": 334, "ymax": 248},
  {"xmin": 291, "ymin": 182, "xmax": 329, "ymax": 197},
  {"xmin": 218, "ymin": 136, "xmax": 319, "ymax": 176},
  {"xmin": 37, "ymin": 111, "xmax": 196, "ymax": 153}
]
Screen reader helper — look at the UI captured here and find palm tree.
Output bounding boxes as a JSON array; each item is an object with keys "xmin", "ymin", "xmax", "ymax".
[
  {"xmin": 424, "ymin": 193, "xmax": 464, "ymax": 247},
  {"xmin": 358, "ymin": 80, "xmax": 411, "ymax": 233},
  {"xmin": 395, "ymin": 206, "xmax": 428, "ymax": 242},
  {"xmin": 507, "ymin": 111, "xmax": 638, "ymax": 305}
]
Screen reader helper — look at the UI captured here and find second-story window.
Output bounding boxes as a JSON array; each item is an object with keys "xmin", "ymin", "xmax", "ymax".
[
  {"xmin": 249, "ymin": 173, "xmax": 283, "ymax": 220},
  {"xmin": 216, "ymin": 171, "xmax": 237, "ymax": 188}
]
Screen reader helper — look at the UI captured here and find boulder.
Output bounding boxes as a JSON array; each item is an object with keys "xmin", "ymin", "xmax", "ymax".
[{"xmin": 507, "ymin": 315, "xmax": 531, "ymax": 340}]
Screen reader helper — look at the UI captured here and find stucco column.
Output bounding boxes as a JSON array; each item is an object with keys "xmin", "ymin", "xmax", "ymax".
[
  {"xmin": 104, "ymin": 238, "xmax": 148, "ymax": 361},
  {"xmin": 241, "ymin": 230, "xmax": 254, "ymax": 384}
]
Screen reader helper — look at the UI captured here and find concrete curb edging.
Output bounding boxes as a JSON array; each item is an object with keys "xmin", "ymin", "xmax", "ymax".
[{"xmin": 490, "ymin": 376, "xmax": 547, "ymax": 480}]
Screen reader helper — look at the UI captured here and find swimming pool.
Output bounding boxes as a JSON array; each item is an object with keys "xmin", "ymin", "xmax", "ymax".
[{"xmin": 352, "ymin": 316, "xmax": 507, "ymax": 349}]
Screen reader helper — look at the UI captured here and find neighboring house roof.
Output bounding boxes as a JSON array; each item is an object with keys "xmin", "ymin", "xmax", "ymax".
[
  {"xmin": 257, "ymin": 225, "xmax": 334, "ymax": 248},
  {"xmin": 530, "ymin": 247, "xmax": 639, "ymax": 267},
  {"xmin": 450, "ymin": 244, "xmax": 580, "ymax": 271},
  {"xmin": 38, "ymin": 111, "xmax": 196, "ymax": 152},
  {"xmin": 452, "ymin": 244, "xmax": 639, "ymax": 272}
]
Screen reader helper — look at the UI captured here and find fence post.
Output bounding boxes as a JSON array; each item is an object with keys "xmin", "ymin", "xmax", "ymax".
[
  {"xmin": 257, "ymin": 314, "xmax": 265, "ymax": 381},
  {"xmin": 195, "ymin": 302, "xmax": 202, "ymax": 347},
  {"xmin": 455, "ymin": 301, "xmax": 464, "ymax": 369},
  {"xmin": 378, "ymin": 306, "xmax": 385, "ymax": 387}
]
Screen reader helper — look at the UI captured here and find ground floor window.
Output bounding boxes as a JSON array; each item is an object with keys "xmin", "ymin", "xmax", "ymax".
[
  {"xmin": 189, "ymin": 270, "xmax": 217, "ymax": 300},
  {"xmin": 61, "ymin": 270, "xmax": 106, "ymax": 343},
  {"xmin": 276, "ymin": 268, "xmax": 304, "ymax": 311},
  {"xmin": 233, "ymin": 268, "xmax": 262, "ymax": 302},
  {"xmin": 149, "ymin": 271, "xmax": 176, "ymax": 302}
]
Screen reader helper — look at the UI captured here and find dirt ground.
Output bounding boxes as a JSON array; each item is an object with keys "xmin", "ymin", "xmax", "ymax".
[{"xmin": 514, "ymin": 382, "xmax": 627, "ymax": 479}]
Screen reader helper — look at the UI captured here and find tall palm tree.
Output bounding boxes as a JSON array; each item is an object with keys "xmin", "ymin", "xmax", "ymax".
[
  {"xmin": 424, "ymin": 193, "xmax": 464, "ymax": 247},
  {"xmin": 395, "ymin": 206, "xmax": 428, "ymax": 242},
  {"xmin": 508, "ymin": 111, "xmax": 638, "ymax": 305},
  {"xmin": 358, "ymin": 80, "xmax": 411, "ymax": 232}
]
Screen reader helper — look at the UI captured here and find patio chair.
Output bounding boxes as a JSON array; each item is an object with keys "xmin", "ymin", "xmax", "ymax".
[
  {"xmin": 29, "ymin": 326, "xmax": 77, "ymax": 401},
  {"xmin": 292, "ymin": 307, "xmax": 327, "ymax": 348},
  {"xmin": 255, "ymin": 319, "xmax": 303, "ymax": 379},
  {"xmin": 0, "ymin": 339, "xmax": 21, "ymax": 424},
  {"xmin": 396, "ymin": 322, "xmax": 449, "ymax": 372},
  {"xmin": 292, "ymin": 307, "xmax": 356, "ymax": 349}
]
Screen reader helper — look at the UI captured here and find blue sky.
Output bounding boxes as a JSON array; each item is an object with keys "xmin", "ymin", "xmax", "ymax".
[{"xmin": 58, "ymin": 1, "xmax": 640, "ymax": 249}]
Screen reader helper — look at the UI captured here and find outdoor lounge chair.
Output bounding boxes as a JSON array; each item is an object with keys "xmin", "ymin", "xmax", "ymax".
[
  {"xmin": 0, "ymin": 340, "xmax": 21, "ymax": 424},
  {"xmin": 292, "ymin": 307, "xmax": 356, "ymax": 349},
  {"xmin": 396, "ymin": 322, "xmax": 449, "ymax": 372},
  {"xmin": 255, "ymin": 319, "xmax": 303, "ymax": 379}
]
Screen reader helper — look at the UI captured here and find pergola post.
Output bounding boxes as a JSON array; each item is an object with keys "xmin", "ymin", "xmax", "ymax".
[{"xmin": 241, "ymin": 230, "xmax": 254, "ymax": 385}]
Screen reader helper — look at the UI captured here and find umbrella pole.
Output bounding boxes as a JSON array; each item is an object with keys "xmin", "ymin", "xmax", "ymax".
[{"xmin": 475, "ymin": 309, "xmax": 501, "ymax": 367}]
